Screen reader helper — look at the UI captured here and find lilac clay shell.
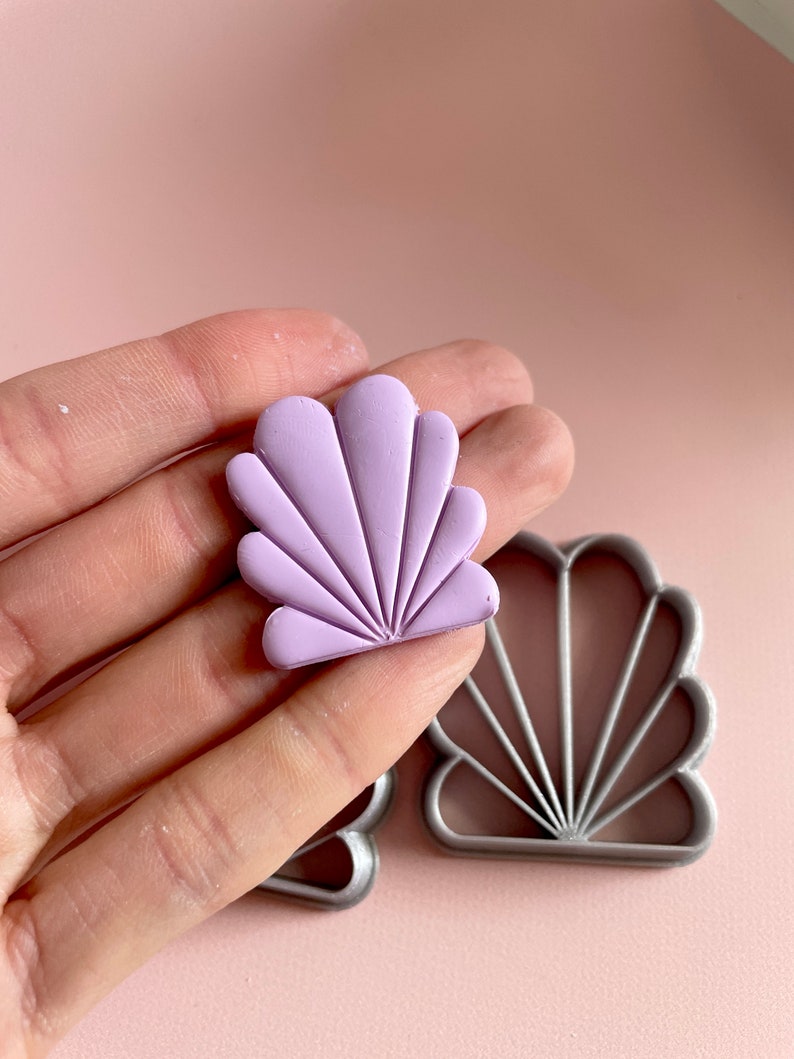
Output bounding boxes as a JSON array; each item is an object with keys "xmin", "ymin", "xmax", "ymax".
[{"xmin": 226, "ymin": 374, "xmax": 499, "ymax": 669}]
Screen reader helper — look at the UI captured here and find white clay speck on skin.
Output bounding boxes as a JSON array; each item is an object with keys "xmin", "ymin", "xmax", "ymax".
[{"xmin": 58, "ymin": 404, "xmax": 69, "ymax": 414}]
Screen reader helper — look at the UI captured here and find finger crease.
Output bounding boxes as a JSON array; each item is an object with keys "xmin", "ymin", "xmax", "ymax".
[
  {"xmin": 14, "ymin": 732, "xmax": 86, "ymax": 838},
  {"xmin": 8, "ymin": 385, "xmax": 78, "ymax": 514},
  {"xmin": 152, "ymin": 777, "xmax": 241, "ymax": 911},
  {"xmin": 4, "ymin": 897, "xmax": 56, "ymax": 1046},
  {"xmin": 280, "ymin": 696, "xmax": 366, "ymax": 803},
  {"xmin": 160, "ymin": 466, "xmax": 218, "ymax": 569},
  {"xmin": 155, "ymin": 332, "xmax": 221, "ymax": 438},
  {"xmin": 0, "ymin": 596, "xmax": 39, "ymax": 696}
]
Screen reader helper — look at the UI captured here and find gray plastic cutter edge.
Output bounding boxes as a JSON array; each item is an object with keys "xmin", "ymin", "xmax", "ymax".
[
  {"xmin": 258, "ymin": 768, "xmax": 395, "ymax": 909},
  {"xmin": 423, "ymin": 531, "xmax": 717, "ymax": 867}
]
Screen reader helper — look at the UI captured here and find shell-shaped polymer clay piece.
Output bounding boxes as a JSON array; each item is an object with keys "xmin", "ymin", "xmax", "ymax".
[
  {"xmin": 227, "ymin": 375, "xmax": 499, "ymax": 668},
  {"xmin": 424, "ymin": 533, "xmax": 717, "ymax": 867}
]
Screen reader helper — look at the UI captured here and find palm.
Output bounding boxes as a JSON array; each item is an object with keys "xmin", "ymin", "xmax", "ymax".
[{"xmin": 0, "ymin": 310, "xmax": 571, "ymax": 1057}]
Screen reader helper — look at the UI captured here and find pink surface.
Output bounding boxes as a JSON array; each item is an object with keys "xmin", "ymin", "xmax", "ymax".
[{"xmin": 1, "ymin": 1, "xmax": 792, "ymax": 1056}]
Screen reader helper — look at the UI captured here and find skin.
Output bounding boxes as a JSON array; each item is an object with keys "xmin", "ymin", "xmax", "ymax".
[{"xmin": 0, "ymin": 310, "xmax": 574, "ymax": 1056}]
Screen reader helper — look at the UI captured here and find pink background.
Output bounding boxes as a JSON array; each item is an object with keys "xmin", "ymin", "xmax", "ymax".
[{"xmin": 2, "ymin": 0, "xmax": 793, "ymax": 1055}]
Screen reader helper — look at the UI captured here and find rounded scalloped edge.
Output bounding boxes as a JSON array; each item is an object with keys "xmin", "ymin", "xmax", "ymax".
[
  {"xmin": 421, "ymin": 531, "xmax": 718, "ymax": 868},
  {"xmin": 228, "ymin": 374, "xmax": 499, "ymax": 670},
  {"xmin": 256, "ymin": 769, "xmax": 396, "ymax": 909}
]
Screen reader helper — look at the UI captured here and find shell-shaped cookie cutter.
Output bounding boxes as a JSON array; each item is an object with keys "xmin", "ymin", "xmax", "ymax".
[
  {"xmin": 258, "ymin": 769, "xmax": 395, "ymax": 909},
  {"xmin": 423, "ymin": 532, "xmax": 717, "ymax": 866}
]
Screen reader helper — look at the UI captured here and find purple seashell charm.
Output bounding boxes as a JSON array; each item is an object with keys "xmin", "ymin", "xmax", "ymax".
[{"xmin": 226, "ymin": 375, "xmax": 499, "ymax": 669}]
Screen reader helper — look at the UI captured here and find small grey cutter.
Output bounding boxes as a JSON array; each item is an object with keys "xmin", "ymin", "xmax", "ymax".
[{"xmin": 257, "ymin": 769, "xmax": 395, "ymax": 909}]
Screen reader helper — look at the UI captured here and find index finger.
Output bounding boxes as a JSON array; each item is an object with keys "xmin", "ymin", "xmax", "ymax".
[{"xmin": 0, "ymin": 309, "xmax": 368, "ymax": 548}]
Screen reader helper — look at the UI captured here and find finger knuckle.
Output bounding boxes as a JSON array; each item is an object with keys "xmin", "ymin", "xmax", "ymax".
[
  {"xmin": 454, "ymin": 337, "xmax": 499, "ymax": 359},
  {"xmin": 4, "ymin": 900, "xmax": 55, "ymax": 1045},
  {"xmin": 454, "ymin": 339, "xmax": 531, "ymax": 388},
  {"xmin": 528, "ymin": 406, "xmax": 575, "ymax": 495}
]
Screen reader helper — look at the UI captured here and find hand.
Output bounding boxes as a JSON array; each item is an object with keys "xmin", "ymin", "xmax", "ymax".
[{"xmin": 0, "ymin": 310, "xmax": 573, "ymax": 1056}]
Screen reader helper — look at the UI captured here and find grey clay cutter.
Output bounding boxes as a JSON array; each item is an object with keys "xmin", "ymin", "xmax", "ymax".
[
  {"xmin": 423, "ymin": 532, "xmax": 717, "ymax": 867},
  {"xmin": 258, "ymin": 769, "xmax": 395, "ymax": 909}
]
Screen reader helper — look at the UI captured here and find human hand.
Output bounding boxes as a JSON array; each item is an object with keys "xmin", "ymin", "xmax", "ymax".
[{"xmin": 0, "ymin": 310, "xmax": 573, "ymax": 1056}]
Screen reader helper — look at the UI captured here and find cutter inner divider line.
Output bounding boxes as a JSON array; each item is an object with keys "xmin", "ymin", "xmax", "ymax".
[
  {"xmin": 578, "ymin": 671, "xmax": 678, "ymax": 834},
  {"xmin": 455, "ymin": 748, "xmax": 563, "ymax": 837},
  {"xmin": 486, "ymin": 618, "xmax": 568, "ymax": 830},
  {"xmin": 582, "ymin": 757, "xmax": 684, "ymax": 839},
  {"xmin": 573, "ymin": 593, "xmax": 659, "ymax": 832},
  {"xmin": 556, "ymin": 568, "xmax": 575, "ymax": 827},
  {"xmin": 465, "ymin": 675, "xmax": 565, "ymax": 834}
]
